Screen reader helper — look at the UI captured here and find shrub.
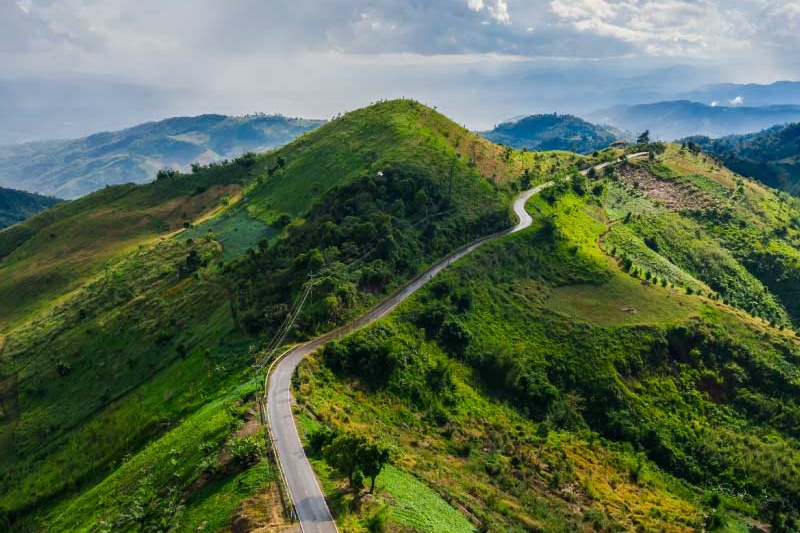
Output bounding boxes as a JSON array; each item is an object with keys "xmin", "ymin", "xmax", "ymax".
[{"xmin": 228, "ymin": 434, "xmax": 266, "ymax": 465}]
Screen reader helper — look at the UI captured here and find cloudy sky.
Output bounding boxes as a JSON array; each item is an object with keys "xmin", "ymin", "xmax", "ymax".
[{"xmin": 3, "ymin": 0, "xmax": 800, "ymax": 137}]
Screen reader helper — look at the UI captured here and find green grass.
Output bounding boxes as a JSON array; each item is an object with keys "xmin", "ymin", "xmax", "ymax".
[
  {"xmin": 24, "ymin": 383, "xmax": 258, "ymax": 532},
  {"xmin": 598, "ymin": 147, "xmax": 800, "ymax": 326},
  {"xmin": 182, "ymin": 207, "xmax": 276, "ymax": 261},
  {"xmin": 378, "ymin": 465, "xmax": 476, "ymax": 533},
  {"xmin": 294, "ymin": 160, "xmax": 800, "ymax": 532},
  {"xmin": 0, "ymin": 167, "xmax": 248, "ymax": 328},
  {"xmin": 177, "ymin": 462, "xmax": 276, "ymax": 533},
  {"xmin": 1, "ymin": 99, "xmax": 556, "ymax": 530},
  {"xmin": 547, "ymin": 273, "xmax": 703, "ymax": 326}
]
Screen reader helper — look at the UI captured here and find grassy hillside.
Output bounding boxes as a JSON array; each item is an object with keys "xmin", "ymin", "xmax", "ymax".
[
  {"xmin": 3, "ymin": 101, "xmax": 799, "ymax": 533},
  {"xmin": 296, "ymin": 146, "xmax": 800, "ymax": 532},
  {"xmin": 0, "ymin": 114, "xmax": 323, "ymax": 199},
  {"xmin": 0, "ymin": 187, "xmax": 60, "ymax": 229},
  {"xmin": 481, "ymin": 113, "xmax": 623, "ymax": 154},
  {"xmin": 1, "ymin": 100, "xmax": 585, "ymax": 532},
  {"xmin": 686, "ymin": 124, "xmax": 800, "ymax": 196},
  {"xmin": 0, "ymin": 162, "xmax": 250, "ymax": 328},
  {"xmin": 603, "ymin": 144, "xmax": 800, "ymax": 327}
]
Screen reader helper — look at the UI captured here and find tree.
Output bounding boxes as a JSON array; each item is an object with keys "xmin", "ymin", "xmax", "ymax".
[
  {"xmin": 324, "ymin": 432, "xmax": 362, "ymax": 492},
  {"xmin": 520, "ymin": 169, "xmax": 532, "ymax": 189},
  {"xmin": 637, "ymin": 130, "xmax": 650, "ymax": 146},
  {"xmin": 359, "ymin": 440, "xmax": 391, "ymax": 493},
  {"xmin": 323, "ymin": 431, "xmax": 391, "ymax": 495}
]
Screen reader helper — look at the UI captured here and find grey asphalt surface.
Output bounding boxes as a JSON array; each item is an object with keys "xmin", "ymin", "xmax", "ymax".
[{"xmin": 265, "ymin": 153, "xmax": 646, "ymax": 533}]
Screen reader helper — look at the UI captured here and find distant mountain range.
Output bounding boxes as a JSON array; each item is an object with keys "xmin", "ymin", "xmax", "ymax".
[
  {"xmin": 0, "ymin": 186, "xmax": 60, "ymax": 229},
  {"xmin": 0, "ymin": 114, "xmax": 324, "ymax": 198},
  {"xmin": 681, "ymin": 80, "xmax": 800, "ymax": 107},
  {"xmin": 480, "ymin": 114, "xmax": 624, "ymax": 153},
  {"xmin": 685, "ymin": 123, "xmax": 800, "ymax": 196},
  {"xmin": 589, "ymin": 100, "xmax": 800, "ymax": 140}
]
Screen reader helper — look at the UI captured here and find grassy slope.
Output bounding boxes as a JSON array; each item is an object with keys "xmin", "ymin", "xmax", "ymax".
[
  {"xmin": 605, "ymin": 145, "xmax": 800, "ymax": 327},
  {"xmin": 0, "ymin": 164, "xmax": 249, "ymax": 329},
  {"xmin": 296, "ymin": 149, "xmax": 800, "ymax": 531},
  {"xmin": 687, "ymin": 123, "xmax": 800, "ymax": 196},
  {"xmin": 2, "ymin": 100, "xmax": 583, "ymax": 532},
  {"xmin": 5, "ymin": 103, "xmax": 797, "ymax": 533}
]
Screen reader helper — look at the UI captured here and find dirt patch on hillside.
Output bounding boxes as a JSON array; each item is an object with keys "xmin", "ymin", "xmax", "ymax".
[
  {"xmin": 232, "ymin": 487, "xmax": 300, "ymax": 533},
  {"xmin": 617, "ymin": 166, "xmax": 714, "ymax": 211}
]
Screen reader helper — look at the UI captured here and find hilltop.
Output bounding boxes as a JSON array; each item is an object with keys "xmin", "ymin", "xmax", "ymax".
[
  {"xmin": 590, "ymin": 100, "xmax": 800, "ymax": 140},
  {"xmin": 481, "ymin": 113, "xmax": 623, "ymax": 153},
  {"xmin": 1, "ymin": 99, "xmax": 581, "ymax": 532},
  {"xmin": 1, "ymin": 100, "xmax": 798, "ymax": 533},
  {"xmin": 685, "ymin": 123, "xmax": 800, "ymax": 196},
  {"xmin": 0, "ymin": 114, "xmax": 323, "ymax": 199},
  {"xmin": 0, "ymin": 187, "xmax": 60, "ymax": 229}
]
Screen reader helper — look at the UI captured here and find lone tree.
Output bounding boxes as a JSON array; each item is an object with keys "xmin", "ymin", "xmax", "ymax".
[
  {"xmin": 323, "ymin": 431, "xmax": 391, "ymax": 495},
  {"xmin": 637, "ymin": 130, "xmax": 651, "ymax": 146}
]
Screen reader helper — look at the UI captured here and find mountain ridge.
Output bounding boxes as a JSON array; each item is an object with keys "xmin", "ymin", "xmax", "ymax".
[
  {"xmin": 0, "ymin": 113, "xmax": 324, "ymax": 199},
  {"xmin": 684, "ymin": 123, "xmax": 800, "ymax": 196},
  {"xmin": 590, "ymin": 100, "xmax": 800, "ymax": 140}
]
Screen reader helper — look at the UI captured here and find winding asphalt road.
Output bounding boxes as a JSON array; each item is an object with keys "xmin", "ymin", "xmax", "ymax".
[{"xmin": 265, "ymin": 154, "xmax": 646, "ymax": 533}]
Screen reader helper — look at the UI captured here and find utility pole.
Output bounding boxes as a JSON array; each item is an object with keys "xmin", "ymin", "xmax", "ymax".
[{"xmin": 308, "ymin": 271, "xmax": 314, "ymax": 307}]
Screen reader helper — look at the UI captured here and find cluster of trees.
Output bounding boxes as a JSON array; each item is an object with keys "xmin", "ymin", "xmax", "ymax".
[
  {"xmin": 226, "ymin": 165, "xmax": 510, "ymax": 335},
  {"xmin": 323, "ymin": 322, "xmax": 458, "ymax": 412}
]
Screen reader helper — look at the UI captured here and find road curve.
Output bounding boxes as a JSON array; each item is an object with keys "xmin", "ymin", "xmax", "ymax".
[{"xmin": 265, "ymin": 153, "xmax": 646, "ymax": 533}]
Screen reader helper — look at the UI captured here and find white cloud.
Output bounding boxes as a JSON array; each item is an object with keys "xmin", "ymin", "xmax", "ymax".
[
  {"xmin": 729, "ymin": 96, "xmax": 744, "ymax": 106},
  {"xmin": 710, "ymin": 101, "xmax": 719, "ymax": 107},
  {"xmin": 466, "ymin": 0, "xmax": 510, "ymax": 25},
  {"xmin": 16, "ymin": 1, "xmax": 30, "ymax": 14},
  {"xmin": 489, "ymin": 0, "xmax": 511, "ymax": 24},
  {"xmin": 549, "ymin": 0, "xmax": 756, "ymax": 57}
]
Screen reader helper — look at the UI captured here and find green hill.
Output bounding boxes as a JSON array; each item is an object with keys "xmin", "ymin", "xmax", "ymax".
[
  {"xmin": 0, "ymin": 114, "xmax": 324, "ymax": 199},
  {"xmin": 0, "ymin": 187, "xmax": 60, "ymax": 229},
  {"xmin": 1, "ymin": 100, "xmax": 580, "ymax": 531},
  {"xmin": 298, "ymin": 143, "xmax": 800, "ymax": 532},
  {"xmin": 1, "ymin": 101, "xmax": 799, "ymax": 533},
  {"xmin": 685, "ymin": 123, "xmax": 800, "ymax": 196},
  {"xmin": 481, "ymin": 113, "xmax": 623, "ymax": 153}
]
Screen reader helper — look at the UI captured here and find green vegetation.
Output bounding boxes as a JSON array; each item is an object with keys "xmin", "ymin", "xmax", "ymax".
[
  {"xmin": 293, "ymin": 142, "xmax": 800, "ymax": 531},
  {"xmin": 0, "ymin": 160, "xmax": 251, "ymax": 327},
  {"xmin": 0, "ymin": 187, "xmax": 61, "ymax": 229},
  {"xmin": 482, "ymin": 113, "xmax": 624, "ymax": 154},
  {"xmin": 687, "ymin": 123, "xmax": 800, "ymax": 196},
  {"xmin": 1, "ymin": 100, "xmax": 583, "ymax": 532},
  {"xmin": 2, "ymin": 100, "xmax": 799, "ymax": 533}
]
